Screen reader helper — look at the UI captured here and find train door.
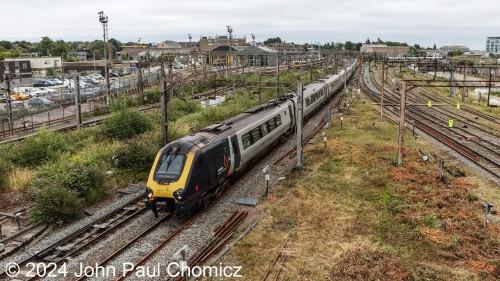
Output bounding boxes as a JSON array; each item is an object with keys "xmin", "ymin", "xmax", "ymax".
[
  {"xmin": 213, "ymin": 139, "xmax": 231, "ymax": 183},
  {"xmin": 230, "ymin": 135, "xmax": 241, "ymax": 169},
  {"xmin": 205, "ymin": 148, "xmax": 217, "ymax": 188}
]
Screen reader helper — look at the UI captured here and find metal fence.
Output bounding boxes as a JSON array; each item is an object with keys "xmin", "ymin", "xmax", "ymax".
[{"xmin": 0, "ymin": 70, "xmax": 161, "ymax": 140}]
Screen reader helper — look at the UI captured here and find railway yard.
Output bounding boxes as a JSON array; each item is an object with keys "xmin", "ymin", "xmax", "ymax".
[{"xmin": 0, "ymin": 56, "xmax": 499, "ymax": 280}]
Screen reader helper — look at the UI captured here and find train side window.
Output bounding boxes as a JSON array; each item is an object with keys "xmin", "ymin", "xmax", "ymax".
[
  {"xmin": 261, "ymin": 123, "xmax": 269, "ymax": 136},
  {"xmin": 242, "ymin": 133, "xmax": 252, "ymax": 149},
  {"xmin": 251, "ymin": 127, "xmax": 261, "ymax": 143},
  {"xmin": 275, "ymin": 114, "xmax": 282, "ymax": 126},
  {"xmin": 268, "ymin": 119, "xmax": 277, "ymax": 131}
]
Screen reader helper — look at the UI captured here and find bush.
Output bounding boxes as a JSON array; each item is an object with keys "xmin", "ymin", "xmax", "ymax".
[
  {"xmin": 0, "ymin": 158, "xmax": 12, "ymax": 190},
  {"xmin": 30, "ymin": 186, "xmax": 83, "ymax": 224},
  {"xmin": 168, "ymin": 99, "xmax": 202, "ymax": 122},
  {"xmin": 9, "ymin": 127, "xmax": 67, "ymax": 167},
  {"xmin": 102, "ymin": 109, "xmax": 152, "ymax": 140},
  {"xmin": 139, "ymin": 88, "xmax": 161, "ymax": 104},
  {"xmin": 113, "ymin": 143, "xmax": 156, "ymax": 174},
  {"xmin": 32, "ymin": 162, "xmax": 107, "ymax": 204}
]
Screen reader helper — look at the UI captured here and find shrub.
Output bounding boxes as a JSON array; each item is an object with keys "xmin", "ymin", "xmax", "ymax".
[
  {"xmin": 102, "ymin": 109, "xmax": 152, "ymax": 140},
  {"xmin": 139, "ymin": 88, "xmax": 161, "ymax": 104},
  {"xmin": 113, "ymin": 143, "xmax": 156, "ymax": 174},
  {"xmin": 0, "ymin": 158, "xmax": 12, "ymax": 190},
  {"xmin": 30, "ymin": 186, "xmax": 83, "ymax": 224},
  {"xmin": 32, "ymin": 162, "xmax": 107, "ymax": 204},
  {"xmin": 9, "ymin": 127, "xmax": 67, "ymax": 167},
  {"xmin": 168, "ymin": 99, "xmax": 202, "ymax": 122}
]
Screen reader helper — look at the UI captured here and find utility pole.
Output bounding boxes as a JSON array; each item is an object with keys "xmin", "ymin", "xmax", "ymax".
[
  {"xmin": 380, "ymin": 61, "xmax": 385, "ymax": 120},
  {"xmin": 75, "ymin": 75, "xmax": 82, "ymax": 129},
  {"xmin": 397, "ymin": 81, "xmax": 407, "ymax": 166},
  {"xmin": 276, "ymin": 52, "xmax": 280, "ymax": 98},
  {"xmin": 296, "ymin": 83, "xmax": 304, "ymax": 170},
  {"xmin": 4, "ymin": 74, "xmax": 13, "ymax": 135},
  {"xmin": 487, "ymin": 67, "xmax": 492, "ymax": 106},
  {"xmin": 461, "ymin": 60, "xmax": 467, "ymax": 102},
  {"xmin": 168, "ymin": 58, "xmax": 174, "ymax": 102},
  {"xmin": 160, "ymin": 58, "xmax": 168, "ymax": 146},
  {"xmin": 138, "ymin": 60, "xmax": 143, "ymax": 93}
]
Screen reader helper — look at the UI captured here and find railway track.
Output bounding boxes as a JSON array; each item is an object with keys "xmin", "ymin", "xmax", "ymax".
[
  {"xmin": 0, "ymin": 192, "xmax": 146, "ymax": 280},
  {"xmin": 362, "ymin": 67, "xmax": 500, "ymax": 182},
  {"xmin": 0, "ymin": 223, "xmax": 49, "ymax": 260}
]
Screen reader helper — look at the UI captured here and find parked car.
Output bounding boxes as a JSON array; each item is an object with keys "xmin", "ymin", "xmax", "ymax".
[
  {"xmin": 33, "ymin": 81, "xmax": 51, "ymax": 87},
  {"xmin": 2, "ymin": 99, "xmax": 25, "ymax": 109},
  {"xmin": 49, "ymin": 79, "xmax": 63, "ymax": 85},
  {"xmin": 110, "ymin": 72, "xmax": 120, "ymax": 77},
  {"xmin": 28, "ymin": 97, "xmax": 54, "ymax": 107},
  {"xmin": 38, "ymin": 87, "xmax": 57, "ymax": 94},
  {"xmin": 25, "ymin": 87, "xmax": 46, "ymax": 97},
  {"xmin": 11, "ymin": 93, "xmax": 31, "ymax": 100}
]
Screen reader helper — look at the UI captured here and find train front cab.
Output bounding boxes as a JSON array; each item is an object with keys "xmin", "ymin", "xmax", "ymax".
[{"xmin": 145, "ymin": 141, "xmax": 208, "ymax": 217}]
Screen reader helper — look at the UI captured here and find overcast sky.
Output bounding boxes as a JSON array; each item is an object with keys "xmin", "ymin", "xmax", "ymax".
[{"xmin": 2, "ymin": 0, "xmax": 498, "ymax": 50}]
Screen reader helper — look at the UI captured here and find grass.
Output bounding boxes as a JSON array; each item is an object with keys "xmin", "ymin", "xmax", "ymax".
[{"xmin": 219, "ymin": 95, "xmax": 500, "ymax": 280}]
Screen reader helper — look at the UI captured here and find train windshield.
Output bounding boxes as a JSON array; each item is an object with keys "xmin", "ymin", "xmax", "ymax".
[{"xmin": 154, "ymin": 154, "xmax": 185, "ymax": 182}]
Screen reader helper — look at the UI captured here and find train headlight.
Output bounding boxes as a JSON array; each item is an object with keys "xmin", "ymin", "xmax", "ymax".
[
  {"xmin": 173, "ymin": 189, "xmax": 184, "ymax": 201},
  {"xmin": 146, "ymin": 188, "xmax": 153, "ymax": 199}
]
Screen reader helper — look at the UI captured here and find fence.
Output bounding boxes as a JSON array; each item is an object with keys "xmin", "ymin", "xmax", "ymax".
[{"xmin": 0, "ymin": 70, "xmax": 161, "ymax": 140}]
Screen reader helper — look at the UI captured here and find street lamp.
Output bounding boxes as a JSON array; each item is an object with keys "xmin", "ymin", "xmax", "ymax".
[
  {"xmin": 93, "ymin": 52, "xmax": 96, "ymax": 73},
  {"xmin": 61, "ymin": 52, "xmax": 65, "ymax": 74}
]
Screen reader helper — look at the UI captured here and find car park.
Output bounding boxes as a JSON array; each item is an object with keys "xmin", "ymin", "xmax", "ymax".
[{"xmin": 28, "ymin": 97, "xmax": 54, "ymax": 107}]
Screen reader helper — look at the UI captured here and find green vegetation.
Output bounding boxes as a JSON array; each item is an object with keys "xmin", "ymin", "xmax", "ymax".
[
  {"xmin": 30, "ymin": 187, "xmax": 83, "ymax": 224},
  {"xmin": 113, "ymin": 143, "xmax": 157, "ymax": 174},
  {"xmin": 5, "ymin": 127, "xmax": 68, "ymax": 167},
  {"xmin": 0, "ymin": 158, "xmax": 12, "ymax": 190},
  {"xmin": 102, "ymin": 108, "xmax": 153, "ymax": 140}
]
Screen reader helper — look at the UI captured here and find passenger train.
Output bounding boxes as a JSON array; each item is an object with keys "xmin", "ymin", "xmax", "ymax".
[{"xmin": 145, "ymin": 60, "xmax": 357, "ymax": 217}]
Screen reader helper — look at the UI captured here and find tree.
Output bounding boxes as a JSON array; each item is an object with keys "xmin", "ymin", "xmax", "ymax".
[
  {"xmin": 51, "ymin": 40, "xmax": 69, "ymax": 57},
  {"xmin": 433, "ymin": 44, "xmax": 437, "ymax": 50},
  {"xmin": 376, "ymin": 37, "xmax": 384, "ymax": 44},
  {"xmin": 365, "ymin": 38, "xmax": 371, "ymax": 44},
  {"xmin": 108, "ymin": 38, "xmax": 122, "ymax": 53},
  {"xmin": 37, "ymin": 36, "xmax": 54, "ymax": 56},
  {"xmin": 90, "ymin": 40, "xmax": 105, "ymax": 59},
  {"xmin": 0, "ymin": 40, "xmax": 13, "ymax": 49},
  {"xmin": 263, "ymin": 37, "xmax": 282, "ymax": 45},
  {"xmin": 344, "ymin": 41, "xmax": 355, "ymax": 51},
  {"xmin": 447, "ymin": 49, "xmax": 464, "ymax": 57}
]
